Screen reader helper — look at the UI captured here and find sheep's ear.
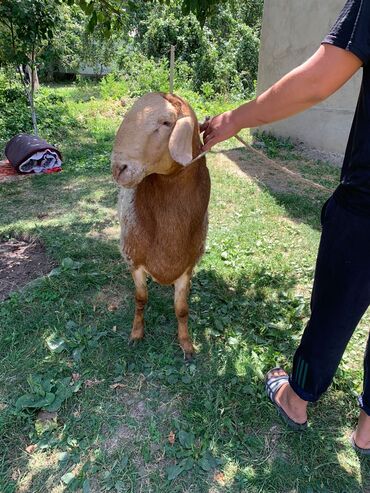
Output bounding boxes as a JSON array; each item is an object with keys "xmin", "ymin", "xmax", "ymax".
[{"xmin": 168, "ymin": 116, "xmax": 194, "ymax": 166}]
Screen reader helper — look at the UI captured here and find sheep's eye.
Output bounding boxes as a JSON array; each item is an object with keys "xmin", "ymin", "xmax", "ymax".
[{"xmin": 162, "ymin": 121, "xmax": 172, "ymax": 127}]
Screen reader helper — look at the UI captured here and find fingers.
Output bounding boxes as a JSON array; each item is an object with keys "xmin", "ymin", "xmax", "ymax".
[
  {"xmin": 200, "ymin": 115, "xmax": 223, "ymax": 151},
  {"xmin": 199, "ymin": 121, "xmax": 209, "ymax": 133},
  {"xmin": 199, "ymin": 116, "xmax": 212, "ymax": 134},
  {"xmin": 202, "ymin": 134, "xmax": 218, "ymax": 151}
]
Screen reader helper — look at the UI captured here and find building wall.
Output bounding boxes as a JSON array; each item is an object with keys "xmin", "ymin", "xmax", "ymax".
[{"xmin": 256, "ymin": 0, "xmax": 361, "ymax": 155}]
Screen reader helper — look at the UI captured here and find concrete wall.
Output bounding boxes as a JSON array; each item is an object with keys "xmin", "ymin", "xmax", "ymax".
[{"xmin": 256, "ymin": 0, "xmax": 361, "ymax": 156}]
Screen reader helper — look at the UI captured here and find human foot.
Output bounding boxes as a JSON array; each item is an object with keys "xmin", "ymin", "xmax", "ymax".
[
  {"xmin": 352, "ymin": 410, "xmax": 370, "ymax": 452},
  {"xmin": 266, "ymin": 368, "xmax": 308, "ymax": 427}
]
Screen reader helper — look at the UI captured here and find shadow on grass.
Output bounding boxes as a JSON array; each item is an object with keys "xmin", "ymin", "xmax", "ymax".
[
  {"xmin": 0, "ymin": 146, "xmax": 364, "ymax": 491},
  {"xmin": 221, "ymin": 146, "xmax": 334, "ymax": 231},
  {"xmin": 4, "ymin": 250, "xmax": 368, "ymax": 492}
]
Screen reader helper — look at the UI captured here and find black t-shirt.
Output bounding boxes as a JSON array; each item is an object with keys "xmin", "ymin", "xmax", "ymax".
[{"xmin": 322, "ymin": 0, "xmax": 370, "ymax": 215}]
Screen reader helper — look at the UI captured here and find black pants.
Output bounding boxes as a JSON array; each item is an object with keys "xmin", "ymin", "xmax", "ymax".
[{"xmin": 289, "ymin": 196, "xmax": 370, "ymax": 415}]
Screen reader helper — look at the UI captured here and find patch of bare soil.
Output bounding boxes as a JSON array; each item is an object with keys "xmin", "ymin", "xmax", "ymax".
[
  {"xmin": 0, "ymin": 160, "xmax": 32, "ymax": 183},
  {"xmin": 0, "ymin": 236, "xmax": 54, "ymax": 301}
]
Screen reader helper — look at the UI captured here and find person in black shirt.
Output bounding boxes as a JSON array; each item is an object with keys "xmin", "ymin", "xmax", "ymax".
[{"xmin": 201, "ymin": 0, "xmax": 370, "ymax": 453}]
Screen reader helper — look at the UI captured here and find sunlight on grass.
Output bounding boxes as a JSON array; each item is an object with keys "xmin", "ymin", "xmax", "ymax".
[{"xmin": 1, "ymin": 84, "xmax": 369, "ymax": 493}]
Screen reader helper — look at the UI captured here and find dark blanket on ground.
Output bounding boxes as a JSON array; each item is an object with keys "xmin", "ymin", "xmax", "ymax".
[{"xmin": 5, "ymin": 134, "xmax": 62, "ymax": 173}]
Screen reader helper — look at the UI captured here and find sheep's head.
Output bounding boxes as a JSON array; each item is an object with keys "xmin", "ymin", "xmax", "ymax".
[{"xmin": 111, "ymin": 92, "xmax": 199, "ymax": 188}]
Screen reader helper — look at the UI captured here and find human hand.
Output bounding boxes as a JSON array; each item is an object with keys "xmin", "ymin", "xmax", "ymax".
[{"xmin": 200, "ymin": 110, "xmax": 241, "ymax": 151}]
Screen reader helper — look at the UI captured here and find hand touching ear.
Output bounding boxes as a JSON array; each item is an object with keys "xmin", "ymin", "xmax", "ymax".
[
  {"xmin": 201, "ymin": 44, "xmax": 362, "ymax": 152},
  {"xmin": 201, "ymin": 111, "xmax": 241, "ymax": 151}
]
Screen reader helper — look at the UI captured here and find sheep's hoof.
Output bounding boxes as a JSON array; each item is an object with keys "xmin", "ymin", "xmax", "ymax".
[
  {"xmin": 129, "ymin": 332, "xmax": 144, "ymax": 344},
  {"xmin": 184, "ymin": 351, "xmax": 195, "ymax": 363},
  {"xmin": 179, "ymin": 340, "xmax": 195, "ymax": 362}
]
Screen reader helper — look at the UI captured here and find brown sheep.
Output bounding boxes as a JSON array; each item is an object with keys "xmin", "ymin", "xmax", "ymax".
[{"xmin": 111, "ymin": 92, "xmax": 210, "ymax": 359}]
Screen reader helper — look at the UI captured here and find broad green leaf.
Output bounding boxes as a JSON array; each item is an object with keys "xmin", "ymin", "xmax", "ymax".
[
  {"xmin": 198, "ymin": 456, "xmax": 212, "ymax": 471},
  {"xmin": 66, "ymin": 320, "xmax": 78, "ymax": 330},
  {"xmin": 178, "ymin": 430, "xmax": 195, "ymax": 449},
  {"xmin": 48, "ymin": 267, "xmax": 62, "ymax": 277},
  {"xmin": 61, "ymin": 472, "xmax": 75, "ymax": 484},
  {"xmin": 44, "ymin": 378, "xmax": 73, "ymax": 412},
  {"xmin": 83, "ymin": 479, "xmax": 91, "ymax": 493},
  {"xmin": 46, "ymin": 335, "xmax": 66, "ymax": 353},
  {"xmin": 114, "ymin": 480, "xmax": 125, "ymax": 492},
  {"xmin": 58, "ymin": 452, "xmax": 70, "ymax": 463},
  {"xmin": 180, "ymin": 457, "xmax": 194, "ymax": 471},
  {"xmin": 16, "ymin": 392, "xmax": 55, "ymax": 411},
  {"xmin": 166, "ymin": 464, "xmax": 184, "ymax": 480}
]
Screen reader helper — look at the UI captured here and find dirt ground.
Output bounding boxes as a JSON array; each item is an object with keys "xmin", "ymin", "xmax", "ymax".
[
  {"xmin": 0, "ymin": 236, "xmax": 54, "ymax": 301},
  {"xmin": 0, "ymin": 160, "xmax": 32, "ymax": 183}
]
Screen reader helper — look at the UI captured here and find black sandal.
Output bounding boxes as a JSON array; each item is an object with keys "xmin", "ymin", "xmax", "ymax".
[{"xmin": 265, "ymin": 367, "xmax": 308, "ymax": 432}]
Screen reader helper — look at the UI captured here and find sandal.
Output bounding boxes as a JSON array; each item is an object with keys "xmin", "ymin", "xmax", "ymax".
[{"xmin": 265, "ymin": 367, "xmax": 308, "ymax": 432}]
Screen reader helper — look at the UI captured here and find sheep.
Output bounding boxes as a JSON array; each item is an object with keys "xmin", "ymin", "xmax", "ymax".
[{"xmin": 111, "ymin": 92, "xmax": 211, "ymax": 359}]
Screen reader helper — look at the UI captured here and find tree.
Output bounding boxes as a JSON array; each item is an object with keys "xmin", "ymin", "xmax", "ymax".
[
  {"xmin": 0, "ymin": 0, "xmax": 61, "ymax": 135},
  {"xmin": 66, "ymin": 0, "xmax": 235, "ymax": 34}
]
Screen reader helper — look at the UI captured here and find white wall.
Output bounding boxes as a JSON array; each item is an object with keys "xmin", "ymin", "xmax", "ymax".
[{"xmin": 256, "ymin": 0, "xmax": 361, "ymax": 155}]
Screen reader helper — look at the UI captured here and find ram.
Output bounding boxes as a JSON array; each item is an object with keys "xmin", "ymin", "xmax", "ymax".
[{"xmin": 111, "ymin": 92, "xmax": 210, "ymax": 359}]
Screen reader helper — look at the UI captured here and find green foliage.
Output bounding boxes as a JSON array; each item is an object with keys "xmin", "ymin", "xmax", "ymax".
[
  {"xmin": 15, "ymin": 374, "xmax": 81, "ymax": 413},
  {"xmin": 116, "ymin": 51, "xmax": 170, "ymax": 96},
  {"xmin": 0, "ymin": 70, "xmax": 78, "ymax": 148},
  {"xmin": 38, "ymin": 5, "xmax": 85, "ymax": 80},
  {"xmin": 129, "ymin": 1, "xmax": 260, "ymax": 97},
  {"xmin": 0, "ymin": 84, "xmax": 360, "ymax": 493},
  {"xmin": 0, "ymin": 0, "xmax": 61, "ymax": 65},
  {"xmin": 1, "ymin": 0, "xmax": 262, "ymax": 101},
  {"xmin": 235, "ymin": 25, "xmax": 260, "ymax": 93},
  {"xmin": 100, "ymin": 73, "xmax": 129, "ymax": 99},
  {"xmin": 140, "ymin": 7, "xmax": 203, "ymax": 65}
]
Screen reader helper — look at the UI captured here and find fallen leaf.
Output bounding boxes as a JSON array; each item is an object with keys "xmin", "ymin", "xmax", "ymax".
[
  {"xmin": 85, "ymin": 379, "xmax": 104, "ymax": 388},
  {"xmin": 214, "ymin": 471, "xmax": 225, "ymax": 485},
  {"xmin": 25, "ymin": 444, "xmax": 37, "ymax": 454},
  {"xmin": 108, "ymin": 303, "xmax": 118, "ymax": 312},
  {"xmin": 72, "ymin": 373, "xmax": 80, "ymax": 382},
  {"xmin": 110, "ymin": 383, "xmax": 125, "ymax": 390},
  {"xmin": 168, "ymin": 431, "xmax": 175, "ymax": 445}
]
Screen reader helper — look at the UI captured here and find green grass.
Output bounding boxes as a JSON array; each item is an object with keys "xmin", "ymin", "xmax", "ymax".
[{"xmin": 1, "ymin": 84, "xmax": 370, "ymax": 493}]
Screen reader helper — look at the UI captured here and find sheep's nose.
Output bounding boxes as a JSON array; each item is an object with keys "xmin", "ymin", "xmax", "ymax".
[{"xmin": 113, "ymin": 163, "xmax": 127, "ymax": 181}]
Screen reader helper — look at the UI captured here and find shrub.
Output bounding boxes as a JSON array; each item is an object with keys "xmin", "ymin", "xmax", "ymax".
[
  {"xmin": 235, "ymin": 25, "xmax": 260, "ymax": 94},
  {"xmin": 0, "ymin": 70, "xmax": 78, "ymax": 150},
  {"xmin": 116, "ymin": 51, "xmax": 170, "ymax": 97},
  {"xmin": 100, "ymin": 73, "xmax": 129, "ymax": 100}
]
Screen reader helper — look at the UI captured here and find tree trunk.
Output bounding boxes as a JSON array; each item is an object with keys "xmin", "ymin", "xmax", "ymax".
[{"xmin": 29, "ymin": 48, "xmax": 39, "ymax": 136}]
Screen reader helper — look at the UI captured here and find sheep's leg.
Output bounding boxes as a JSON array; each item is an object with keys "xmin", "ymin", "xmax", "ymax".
[
  {"xmin": 130, "ymin": 267, "xmax": 147, "ymax": 341},
  {"xmin": 174, "ymin": 271, "xmax": 194, "ymax": 359}
]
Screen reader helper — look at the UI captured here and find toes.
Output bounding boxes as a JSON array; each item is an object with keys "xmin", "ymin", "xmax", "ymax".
[{"xmin": 267, "ymin": 368, "xmax": 288, "ymax": 380}]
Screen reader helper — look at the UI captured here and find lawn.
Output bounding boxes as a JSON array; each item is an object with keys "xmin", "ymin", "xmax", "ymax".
[{"xmin": 1, "ymin": 85, "xmax": 369, "ymax": 493}]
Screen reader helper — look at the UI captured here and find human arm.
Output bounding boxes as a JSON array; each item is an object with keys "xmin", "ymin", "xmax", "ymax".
[{"xmin": 202, "ymin": 44, "xmax": 363, "ymax": 151}]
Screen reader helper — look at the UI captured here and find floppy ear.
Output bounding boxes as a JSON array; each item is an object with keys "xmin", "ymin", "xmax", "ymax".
[{"xmin": 168, "ymin": 115, "xmax": 194, "ymax": 166}]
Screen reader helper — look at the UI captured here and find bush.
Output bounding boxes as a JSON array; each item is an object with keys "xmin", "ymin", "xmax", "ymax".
[
  {"xmin": 131, "ymin": 2, "xmax": 261, "ymax": 99},
  {"xmin": 0, "ymin": 70, "xmax": 79, "ymax": 151},
  {"xmin": 235, "ymin": 25, "xmax": 260, "ymax": 94},
  {"xmin": 116, "ymin": 51, "xmax": 170, "ymax": 97},
  {"xmin": 141, "ymin": 8, "xmax": 204, "ymax": 66},
  {"xmin": 100, "ymin": 73, "xmax": 129, "ymax": 100},
  {"xmin": 0, "ymin": 72, "xmax": 31, "ymax": 148}
]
